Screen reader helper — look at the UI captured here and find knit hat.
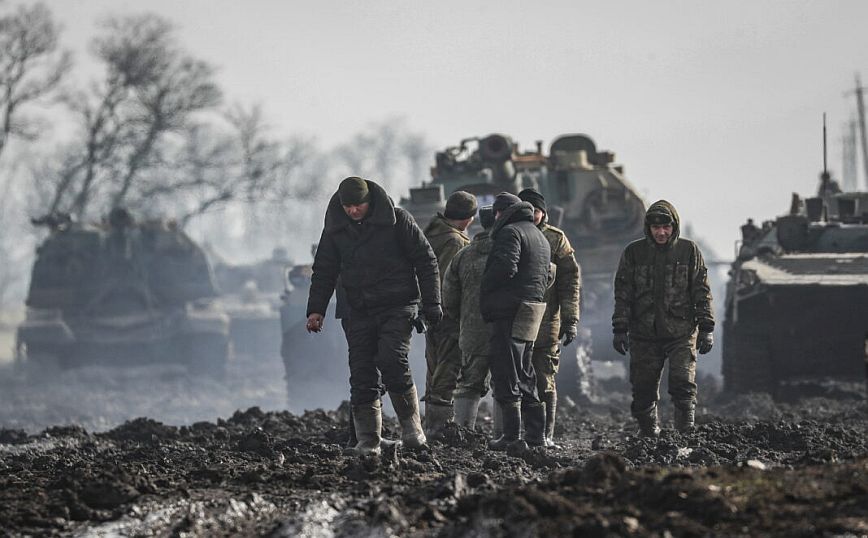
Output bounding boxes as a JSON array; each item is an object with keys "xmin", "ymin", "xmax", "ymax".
[
  {"xmin": 444, "ymin": 190, "xmax": 478, "ymax": 220},
  {"xmin": 645, "ymin": 208, "xmax": 674, "ymax": 226},
  {"xmin": 518, "ymin": 188, "xmax": 546, "ymax": 213},
  {"xmin": 338, "ymin": 176, "xmax": 370, "ymax": 205},
  {"xmin": 492, "ymin": 192, "xmax": 521, "ymax": 213},
  {"xmin": 478, "ymin": 205, "xmax": 495, "ymax": 230}
]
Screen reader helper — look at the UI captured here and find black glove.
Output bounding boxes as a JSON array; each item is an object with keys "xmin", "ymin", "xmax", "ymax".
[
  {"xmin": 697, "ymin": 331, "xmax": 713, "ymax": 355},
  {"xmin": 613, "ymin": 332, "xmax": 629, "ymax": 355},
  {"xmin": 421, "ymin": 304, "xmax": 443, "ymax": 328},
  {"xmin": 559, "ymin": 322, "xmax": 578, "ymax": 346}
]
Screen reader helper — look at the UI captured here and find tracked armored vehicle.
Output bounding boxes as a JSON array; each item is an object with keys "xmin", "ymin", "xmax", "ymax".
[
  {"xmin": 401, "ymin": 134, "xmax": 647, "ymax": 399},
  {"xmin": 16, "ymin": 210, "xmax": 231, "ymax": 377},
  {"xmin": 723, "ymin": 171, "xmax": 868, "ymax": 395}
]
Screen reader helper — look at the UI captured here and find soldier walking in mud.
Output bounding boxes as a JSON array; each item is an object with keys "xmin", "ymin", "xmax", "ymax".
[
  {"xmin": 482, "ymin": 193, "xmax": 551, "ymax": 450},
  {"xmin": 442, "ymin": 206, "xmax": 496, "ymax": 429},
  {"xmin": 612, "ymin": 200, "xmax": 715, "ymax": 436},
  {"xmin": 421, "ymin": 191, "xmax": 478, "ymax": 438},
  {"xmin": 517, "ymin": 189, "xmax": 581, "ymax": 448},
  {"xmin": 306, "ymin": 176, "xmax": 442, "ymax": 454}
]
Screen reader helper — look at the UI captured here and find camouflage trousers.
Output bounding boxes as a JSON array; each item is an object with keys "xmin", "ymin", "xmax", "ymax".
[
  {"xmin": 453, "ymin": 351, "xmax": 491, "ymax": 399},
  {"xmin": 423, "ymin": 321, "xmax": 463, "ymax": 405},
  {"xmin": 629, "ymin": 333, "xmax": 697, "ymax": 416},
  {"xmin": 531, "ymin": 342, "xmax": 560, "ymax": 396}
]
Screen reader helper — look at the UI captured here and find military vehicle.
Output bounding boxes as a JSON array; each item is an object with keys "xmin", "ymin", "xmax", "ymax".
[
  {"xmin": 212, "ymin": 248, "xmax": 287, "ymax": 358},
  {"xmin": 16, "ymin": 209, "xmax": 231, "ymax": 377},
  {"xmin": 722, "ymin": 165, "xmax": 868, "ymax": 395},
  {"xmin": 400, "ymin": 134, "xmax": 647, "ymax": 399}
]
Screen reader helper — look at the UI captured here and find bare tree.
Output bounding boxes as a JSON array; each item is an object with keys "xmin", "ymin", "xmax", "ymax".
[{"xmin": 0, "ymin": 2, "xmax": 71, "ymax": 162}]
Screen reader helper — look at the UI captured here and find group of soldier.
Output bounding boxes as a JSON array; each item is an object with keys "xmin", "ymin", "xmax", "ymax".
[{"xmin": 305, "ymin": 176, "xmax": 715, "ymax": 455}]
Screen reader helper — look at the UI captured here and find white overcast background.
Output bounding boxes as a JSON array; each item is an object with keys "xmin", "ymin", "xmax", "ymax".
[{"xmin": 39, "ymin": 0, "xmax": 868, "ymax": 260}]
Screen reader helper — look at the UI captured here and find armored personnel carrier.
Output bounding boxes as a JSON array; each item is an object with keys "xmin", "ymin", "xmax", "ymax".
[
  {"xmin": 722, "ymin": 171, "xmax": 868, "ymax": 395},
  {"xmin": 401, "ymin": 134, "xmax": 647, "ymax": 399},
  {"xmin": 16, "ymin": 209, "xmax": 231, "ymax": 377}
]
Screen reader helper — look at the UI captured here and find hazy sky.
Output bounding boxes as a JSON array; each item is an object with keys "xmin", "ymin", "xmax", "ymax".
[{"xmin": 38, "ymin": 0, "xmax": 868, "ymax": 258}]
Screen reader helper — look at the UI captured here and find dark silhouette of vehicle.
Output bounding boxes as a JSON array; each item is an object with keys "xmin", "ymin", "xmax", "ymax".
[
  {"xmin": 16, "ymin": 209, "xmax": 231, "ymax": 378},
  {"xmin": 723, "ymin": 166, "xmax": 868, "ymax": 395},
  {"xmin": 400, "ymin": 134, "xmax": 647, "ymax": 400}
]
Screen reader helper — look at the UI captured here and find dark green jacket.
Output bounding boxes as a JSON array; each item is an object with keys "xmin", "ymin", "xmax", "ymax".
[
  {"xmin": 442, "ymin": 230, "xmax": 492, "ymax": 355},
  {"xmin": 536, "ymin": 224, "xmax": 581, "ymax": 346},
  {"xmin": 307, "ymin": 180, "xmax": 440, "ymax": 317},
  {"xmin": 423, "ymin": 214, "xmax": 471, "ymax": 286},
  {"xmin": 612, "ymin": 200, "xmax": 714, "ymax": 340}
]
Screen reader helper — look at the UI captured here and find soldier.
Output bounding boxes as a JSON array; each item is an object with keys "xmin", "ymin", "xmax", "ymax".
[
  {"xmin": 421, "ymin": 191, "xmax": 477, "ymax": 437},
  {"xmin": 306, "ymin": 176, "xmax": 442, "ymax": 455},
  {"xmin": 481, "ymin": 192, "xmax": 551, "ymax": 450},
  {"xmin": 612, "ymin": 200, "xmax": 714, "ymax": 437},
  {"xmin": 517, "ymin": 189, "xmax": 581, "ymax": 448},
  {"xmin": 442, "ymin": 206, "xmax": 496, "ymax": 429}
]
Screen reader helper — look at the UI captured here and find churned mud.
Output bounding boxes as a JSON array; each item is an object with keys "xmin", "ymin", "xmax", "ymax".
[{"xmin": 1, "ymin": 368, "xmax": 866, "ymax": 537}]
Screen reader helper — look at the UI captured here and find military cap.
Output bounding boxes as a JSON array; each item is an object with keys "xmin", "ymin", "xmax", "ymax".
[
  {"xmin": 518, "ymin": 188, "xmax": 546, "ymax": 213},
  {"xmin": 444, "ymin": 190, "xmax": 478, "ymax": 220},
  {"xmin": 338, "ymin": 176, "xmax": 370, "ymax": 205}
]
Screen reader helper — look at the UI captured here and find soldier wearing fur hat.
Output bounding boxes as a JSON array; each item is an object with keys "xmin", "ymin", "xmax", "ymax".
[
  {"xmin": 517, "ymin": 188, "xmax": 581, "ymax": 448},
  {"xmin": 421, "ymin": 190, "xmax": 477, "ymax": 438},
  {"xmin": 306, "ymin": 176, "xmax": 442, "ymax": 455},
  {"xmin": 612, "ymin": 200, "xmax": 714, "ymax": 437}
]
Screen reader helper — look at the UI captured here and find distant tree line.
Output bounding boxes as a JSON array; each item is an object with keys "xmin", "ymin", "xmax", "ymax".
[{"xmin": 0, "ymin": 2, "xmax": 433, "ymax": 308}]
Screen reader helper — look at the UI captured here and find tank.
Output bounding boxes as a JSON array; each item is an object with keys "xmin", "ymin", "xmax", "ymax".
[
  {"xmin": 16, "ymin": 209, "xmax": 231, "ymax": 377},
  {"xmin": 722, "ymin": 171, "xmax": 868, "ymax": 395},
  {"xmin": 212, "ymin": 248, "xmax": 287, "ymax": 358},
  {"xmin": 400, "ymin": 134, "xmax": 647, "ymax": 399}
]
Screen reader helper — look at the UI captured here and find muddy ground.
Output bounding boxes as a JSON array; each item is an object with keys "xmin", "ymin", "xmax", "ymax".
[{"xmin": 1, "ymin": 353, "xmax": 867, "ymax": 537}]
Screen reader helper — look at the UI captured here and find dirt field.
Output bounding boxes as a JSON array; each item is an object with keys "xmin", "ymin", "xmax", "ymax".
[{"xmin": 1, "ymin": 352, "xmax": 866, "ymax": 537}]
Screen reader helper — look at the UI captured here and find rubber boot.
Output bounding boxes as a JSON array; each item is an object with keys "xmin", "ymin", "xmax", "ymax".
[
  {"xmin": 492, "ymin": 399, "xmax": 503, "ymax": 438},
  {"xmin": 522, "ymin": 401, "xmax": 546, "ymax": 447},
  {"xmin": 543, "ymin": 390, "xmax": 559, "ymax": 448},
  {"xmin": 673, "ymin": 400, "xmax": 696, "ymax": 432},
  {"xmin": 489, "ymin": 400, "xmax": 524, "ymax": 451},
  {"xmin": 635, "ymin": 404, "xmax": 661, "ymax": 438},
  {"xmin": 424, "ymin": 402, "xmax": 453, "ymax": 441},
  {"xmin": 389, "ymin": 385, "xmax": 427, "ymax": 448},
  {"xmin": 350, "ymin": 400, "xmax": 382, "ymax": 455},
  {"xmin": 453, "ymin": 396, "xmax": 481, "ymax": 429},
  {"xmin": 346, "ymin": 406, "xmax": 358, "ymax": 450}
]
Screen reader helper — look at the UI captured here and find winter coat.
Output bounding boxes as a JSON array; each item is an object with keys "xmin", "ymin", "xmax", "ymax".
[
  {"xmin": 423, "ymin": 214, "xmax": 471, "ymax": 286},
  {"xmin": 535, "ymin": 224, "xmax": 581, "ymax": 346},
  {"xmin": 442, "ymin": 230, "xmax": 492, "ymax": 355},
  {"xmin": 612, "ymin": 200, "xmax": 714, "ymax": 340},
  {"xmin": 480, "ymin": 201, "xmax": 551, "ymax": 322},
  {"xmin": 306, "ymin": 180, "xmax": 440, "ymax": 317}
]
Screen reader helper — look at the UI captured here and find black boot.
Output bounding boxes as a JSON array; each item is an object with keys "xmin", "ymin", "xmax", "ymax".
[
  {"xmin": 489, "ymin": 400, "xmax": 523, "ymax": 451},
  {"xmin": 634, "ymin": 404, "xmax": 660, "ymax": 438},
  {"xmin": 522, "ymin": 401, "xmax": 546, "ymax": 447},
  {"xmin": 673, "ymin": 400, "xmax": 695, "ymax": 432},
  {"xmin": 346, "ymin": 406, "xmax": 358, "ymax": 449},
  {"xmin": 543, "ymin": 390, "xmax": 558, "ymax": 448}
]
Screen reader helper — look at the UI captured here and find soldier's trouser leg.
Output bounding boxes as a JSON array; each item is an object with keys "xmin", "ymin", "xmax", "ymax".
[
  {"xmin": 532, "ymin": 342, "xmax": 560, "ymax": 446},
  {"xmin": 628, "ymin": 339, "xmax": 666, "ymax": 437},
  {"xmin": 347, "ymin": 309, "xmax": 414, "ymax": 405},
  {"xmin": 426, "ymin": 325, "xmax": 463, "ymax": 405},
  {"xmin": 454, "ymin": 352, "xmax": 491, "ymax": 429},
  {"xmin": 666, "ymin": 334, "xmax": 698, "ymax": 431},
  {"xmin": 488, "ymin": 319, "xmax": 540, "ymax": 405}
]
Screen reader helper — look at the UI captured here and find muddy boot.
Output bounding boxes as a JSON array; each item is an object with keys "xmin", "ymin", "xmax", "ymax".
[
  {"xmin": 543, "ymin": 390, "xmax": 559, "ymax": 448},
  {"xmin": 424, "ymin": 402, "xmax": 453, "ymax": 441},
  {"xmin": 349, "ymin": 400, "xmax": 382, "ymax": 455},
  {"xmin": 453, "ymin": 396, "xmax": 481, "ymax": 429},
  {"xmin": 635, "ymin": 404, "xmax": 661, "ymax": 438},
  {"xmin": 673, "ymin": 400, "xmax": 695, "ymax": 432},
  {"xmin": 489, "ymin": 400, "xmax": 524, "ymax": 451},
  {"xmin": 522, "ymin": 401, "xmax": 546, "ymax": 447},
  {"xmin": 346, "ymin": 406, "xmax": 358, "ymax": 450},
  {"xmin": 389, "ymin": 385, "xmax": 427, "ymax": 449}
]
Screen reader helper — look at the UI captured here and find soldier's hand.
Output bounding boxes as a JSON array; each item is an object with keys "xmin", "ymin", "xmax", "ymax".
[
  {"xmin": 559, "ymin": 323, "xmax": 578, "ymax": 346},
  {"xmin": 306, "ymin": 313, "xmax": 324, "ymax": 333},
  {"xmin": 421, "ymin": 304, "xmax": 443, "ymax": 328},
  {"xmin": 697, "ymin": 331, "xmax": 713, "ymax": 354},
  {"xmin": 613, "ymin": 332, "xmax": 629, "ymax": 355}
]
